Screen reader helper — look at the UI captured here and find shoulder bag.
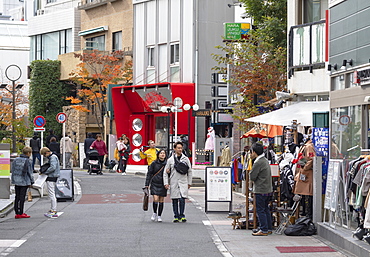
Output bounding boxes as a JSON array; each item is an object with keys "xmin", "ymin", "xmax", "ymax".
[{"xmin": 174, "ymin": 156, "xmax": 189, "ymax": 175}]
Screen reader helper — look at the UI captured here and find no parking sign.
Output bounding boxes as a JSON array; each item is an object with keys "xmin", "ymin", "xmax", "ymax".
[{"xmin": 56, "ymin": 113, "xmax": 67, "ymax": 123}]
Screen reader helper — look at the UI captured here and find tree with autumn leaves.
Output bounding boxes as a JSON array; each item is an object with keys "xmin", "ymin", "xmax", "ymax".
[
  {"xmin": 212, "ymin": 0, "xmax": 287, "ymax": 132},
  {"xmin": 67, "ymin": 50, "xmax": 132, "ymax": 134},
  {"xmin": 0, "ymin": 87, "xmax": 32, "ymax": 152}
]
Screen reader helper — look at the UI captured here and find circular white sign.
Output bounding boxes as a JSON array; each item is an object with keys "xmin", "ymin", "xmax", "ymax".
[
  {"xmin": 173, "ymin": 97, "xmax": 183, "ymax": 108},
  {"xmin": 56, "ymin": 112, "xmax": 67, "ymax": 123}
]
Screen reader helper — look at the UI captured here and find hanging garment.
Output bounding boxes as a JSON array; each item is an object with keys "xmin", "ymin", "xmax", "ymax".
[
  {"xmin": 294, "ymin": 140, "xmax": 316, "ymax": 196},
  {"xmin": 219, "ymin": 146, "xmax": 231, "ymax": 166}
]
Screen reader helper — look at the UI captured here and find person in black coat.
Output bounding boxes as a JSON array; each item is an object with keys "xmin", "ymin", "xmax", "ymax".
[
  {"xmin": 30, "ymin": 133, "xmax": 41, "ymax": 171},
  {"xmin": 49, "ymin": 137, "xmax": 61, "ymax": 160},
  {"xmin": 84, "ymin": 133, "xmax": 95, "ymax": 156},
  {"xmin": 144, "ymin": 149, "xmax": 167, "ymax": 222}
]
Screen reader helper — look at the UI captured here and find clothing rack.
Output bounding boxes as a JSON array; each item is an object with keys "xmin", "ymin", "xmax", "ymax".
[{"xmin": 231, "ymin": 151, "xmax": 244, "ymax": 160}]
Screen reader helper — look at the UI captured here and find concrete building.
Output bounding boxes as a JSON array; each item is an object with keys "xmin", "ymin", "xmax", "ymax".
[{"xmin": 129, "ymin": 0, "xmax": 234, "ymax": 156}]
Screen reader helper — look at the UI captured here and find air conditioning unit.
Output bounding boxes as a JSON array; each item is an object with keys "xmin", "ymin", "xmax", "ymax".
[{"xmin": 36, "ymin": 9, "xmax": 45, "ymax": 16}]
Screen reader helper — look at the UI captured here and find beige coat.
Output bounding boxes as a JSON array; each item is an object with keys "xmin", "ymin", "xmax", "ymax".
[
  {"xmin": 294, "ymin": 140, "xmax": 316, "ymax": 196},
  {"xmin": 163, "ymin": 153, "xmax": 192, "ymax": 199}
]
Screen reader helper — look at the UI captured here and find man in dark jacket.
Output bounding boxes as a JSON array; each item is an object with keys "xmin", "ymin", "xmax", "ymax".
[
  {"xmin": 250, "ymin": 143, "xmax": 273, "ymax": 236},
  {"xmin": 84, "ymin": 133, "xmax": 95, "ymax": 156},
  {"xmin": 30, "ymin": 133, "xmax": 41, "ymax": 172}
]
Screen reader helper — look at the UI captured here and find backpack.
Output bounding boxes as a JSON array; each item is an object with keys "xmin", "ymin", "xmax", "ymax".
[
  {"xmin": 174, "ymin": 156, "xmax": 189, "ymax": 175},
  {"xmin": 284, "ymin": 217, "xmax": 317, "ymax": 236}
]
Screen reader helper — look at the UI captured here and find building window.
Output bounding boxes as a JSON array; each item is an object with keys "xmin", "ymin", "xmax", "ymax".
[
  {"xmin": 86, "ymin": 35, "xmax": 105, "ymax": 51},
  {"xmin": 170, "ymin": 43, "xmax": 179, "ymax": 64},
  {"xmin": 30, "ymin": 29, "xmax": 72, "ymax": 61},
  {"xmin": 148, "ymin": 46, "xmax": 155, "ymax": 67},
  {"xmin": 112, "ymin": 31, "xmax": 122, "ymax": 51}
]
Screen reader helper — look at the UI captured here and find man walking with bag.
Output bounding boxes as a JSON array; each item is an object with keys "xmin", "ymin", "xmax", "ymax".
[{"xmin": 164, "ymin": 142, "xmax": 192, "ymax": 222}]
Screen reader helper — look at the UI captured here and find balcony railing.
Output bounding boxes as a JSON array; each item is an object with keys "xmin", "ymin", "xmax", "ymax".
[{"xmin": 288, "ymin": 20, "xmax": 325, "ymax": 77}]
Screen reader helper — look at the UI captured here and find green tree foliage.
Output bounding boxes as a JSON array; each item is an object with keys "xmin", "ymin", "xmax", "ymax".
[
  {"xmin": 240, "ymin": 0, "xmax": 287, "ymax": 48},
  {"xmin": 29, "ymin": 60, "xmax": 70, "ymax": 140}
]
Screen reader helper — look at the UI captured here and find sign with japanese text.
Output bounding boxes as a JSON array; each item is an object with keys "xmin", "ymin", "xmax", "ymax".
[{"xmin": 224, "ymin": 23, "xmax": 251, "ymax": 40}]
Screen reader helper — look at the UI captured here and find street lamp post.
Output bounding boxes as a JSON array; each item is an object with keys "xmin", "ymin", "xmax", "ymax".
[
  {"xmin": 161, "ymin": 106, "xmax": 172, "ymax": 156},
  {"xmin": 0, "ymin": 65, "xmax": 23, "ymax": 154},
  {"xmin": 183, "ymin": 103, "xmax": 199, "ymax": 158}
]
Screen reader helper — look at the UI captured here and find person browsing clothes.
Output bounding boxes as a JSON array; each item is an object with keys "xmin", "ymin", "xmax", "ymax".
[
  {"xmin": 249, "ymin": 143, "xmax": 273, "ymax": 236},
  {"xmin": 163, "ymin": 141, "xmax": 192, "ymax": 223},
  {"xmin": 139, "ymin": 140, "xmax": 160, "ymax": 166},
  {"xmin": 145, "ymin": 149, "xmax": 168, "ymax": 222}
]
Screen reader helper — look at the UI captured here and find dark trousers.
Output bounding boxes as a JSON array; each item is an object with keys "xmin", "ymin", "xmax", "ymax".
[
  {"xmin": 255, "ymin": 194, "xmax": 272, "ymax": 233},
  {"xmin": 14, "ymin": 186, "xmax": 28, "ymax": 215},
  {"xmin": 98, "ymin": 155, "xmax": 104, "ymax": 170},
  {"xmin": 32, "ymin": 152, "xmax": 41, "ymax": 170},
  {"xmin": 118, "ymin": 157, "xmax": 127, "ymax": 172},
  {"xmin": 172, "ymin": 198, "xmax": 186, "ymax": 219}
]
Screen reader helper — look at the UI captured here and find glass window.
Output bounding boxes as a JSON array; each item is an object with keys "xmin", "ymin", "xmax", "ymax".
[
  {"xmin": 304, "ymin": 0, "xmax": 322, "ymax": 23},
  {"xmin": 30, "ymin": 36, "xmax": 35, "ymax": 61},
  {"xmin": 42, "ymin": 31, "xmax": 59, "ymax": 60},
  {"xmin": 148, "ymin": 47, "xmax": 155, "ymax": 67},
  {"xmin": 170, "ymin": 66, "xmax": 180, "ymax": 82},
  {"xmin": 36, "ymin": 34, "xmax": 42, "ymax": 60},
  {"xmin": 155, "ymin": 116, "xmax": 168, "ymax": 147},
  {"xmin": 331, "ymin": 105, "xmax": 362, "ymax": 159},
  {"xmin": 60, "ymin": 30, "xmax": 66, "ymax": 54},
  {"xmin": 112, "ymin": 31, "xmax": 122, "ymax": 51},
  {"xmin": 86, "ymin": 35, "xmax": 105, "ymax": 51},
  {"xmin": 332, "ymin": 75, "xmax": 345, "ymax": 91},
  {"xmin": 170, "ymin": 43, "xmax": 179, "ymax": 64}
]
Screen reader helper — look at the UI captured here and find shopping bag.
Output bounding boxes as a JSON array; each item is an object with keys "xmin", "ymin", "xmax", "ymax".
[
  {"xmin": 27, "ymin": 188, "xmax": 32, "ymax": 202},
  {"xmin": 142, "ymin": 187, "xmax": 149, "ymax": 211},
  {"xmin": 32, "ymin": 174, "xmax": 48, "ymax": 189}
]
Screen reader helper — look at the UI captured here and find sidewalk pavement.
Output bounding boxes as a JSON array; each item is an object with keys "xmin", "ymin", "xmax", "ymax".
[{"xmin": 0, "ymin": 166, "xmax": 355, "ymax": 257}]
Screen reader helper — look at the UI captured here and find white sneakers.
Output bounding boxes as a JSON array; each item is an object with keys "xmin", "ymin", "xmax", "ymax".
[
  {"xmin": 122, "ymin": 172, "xmax": 127, "ymax": 176},
  {"xmin": 151, "ymin": 213, "xmax": 157, "ymax": 221},
  {"xmin": 157, "ymin": 216, "xmax": 162, "ymax": 222}
]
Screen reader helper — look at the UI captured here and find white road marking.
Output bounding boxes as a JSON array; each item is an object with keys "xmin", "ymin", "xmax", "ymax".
[
  {"xmin": 0, "ymin": 240, "xmax": 26, "ymax": 248},
  {"xmin": 202, "ymin": 220, "xmax": 211, "ymax": 226}
]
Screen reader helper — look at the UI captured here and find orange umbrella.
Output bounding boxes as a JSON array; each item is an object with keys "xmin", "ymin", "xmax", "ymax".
[{"xmin": 241, "ymin": 124, "xmax": 283, "ymax": 139}]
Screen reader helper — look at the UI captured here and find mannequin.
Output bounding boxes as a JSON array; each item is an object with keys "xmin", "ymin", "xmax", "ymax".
[{"xmin": 205, "ymin": 127, "xmax": 215, "ymax": 150}]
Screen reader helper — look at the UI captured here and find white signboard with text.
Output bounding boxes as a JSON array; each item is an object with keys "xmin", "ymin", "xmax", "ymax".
[{"xmin": 206, "ymin": 167, "xmax": 232, "ymax": 202}]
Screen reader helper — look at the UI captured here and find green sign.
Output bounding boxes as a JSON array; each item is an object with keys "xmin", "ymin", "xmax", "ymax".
[{"xmin": 224, "ymin": 23, "xmax": 251, "ymax": 40}]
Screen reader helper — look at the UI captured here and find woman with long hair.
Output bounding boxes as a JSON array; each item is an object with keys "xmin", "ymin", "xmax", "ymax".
[
  {"xmin": 119, "ymin": 137, "xmax": 131, "ymax": 175},
  {"xmin": 144, "ymin": 149, "xmax": 167, "ymax": 222}
]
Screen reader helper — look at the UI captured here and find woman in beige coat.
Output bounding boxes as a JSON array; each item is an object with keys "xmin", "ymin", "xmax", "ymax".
[{"xmin": 164, "ymin": 142, "xmax": 192, "ymax": 222}]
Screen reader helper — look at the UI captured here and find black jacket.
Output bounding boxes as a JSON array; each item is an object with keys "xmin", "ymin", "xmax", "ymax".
[
  {"xmin": 46, "ymin": 134, "xmax": 58, "ymax": 148},
  {"xmin": 30, "ymin": 137, "xmax": 41, "ymax": 153},
  {"xmin": 84, "ymin": 137, "xmax": 95, "ymax": 155},
  {"xmin": 145, "ymin": 159, "xmax": 167, "ymax": 197},
  {"xmin": 49, "ymin": 141, "xmax": 61, "ymax": 159}
]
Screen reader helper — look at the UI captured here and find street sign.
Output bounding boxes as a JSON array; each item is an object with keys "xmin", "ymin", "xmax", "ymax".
[
  {"xmin": 33, "ymin": 116, "xmax": 46, "ymax": 128},
  {"xmin": 56, "ymin": 112, "xmax": 67, "ymax": 123},
  {"xmin": 34, "ymin": 128, "xmax": 45, "ymax": 132}
]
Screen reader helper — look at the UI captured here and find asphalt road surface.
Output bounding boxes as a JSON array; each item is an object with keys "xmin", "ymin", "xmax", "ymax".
[{"xmin": 1, "ymin": 170, "xmax": 222, "ymax": 257}]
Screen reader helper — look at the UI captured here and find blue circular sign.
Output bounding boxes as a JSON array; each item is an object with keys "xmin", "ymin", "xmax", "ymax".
[{"xmin": 33, "ymin": 116, "xmax": 46, "ymax": 128}]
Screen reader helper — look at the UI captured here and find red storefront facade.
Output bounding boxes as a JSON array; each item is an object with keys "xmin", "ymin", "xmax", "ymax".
[{"xmin": 111, "ymin": 82, "xmax": 196, "ymax": 165}]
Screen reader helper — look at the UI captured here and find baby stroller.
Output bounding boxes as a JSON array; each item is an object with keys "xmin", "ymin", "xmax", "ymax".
[{"xmin": 87, "ymin": 149, "xmax": 103, "ymax": 175}]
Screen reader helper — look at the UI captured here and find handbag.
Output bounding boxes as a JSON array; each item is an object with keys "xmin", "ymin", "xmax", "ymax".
[
  {"xmin": 174, "ymin": 156, "xmax": 189, "ymax": 175},
  {"xmin": 27, "ymin": 188, "xmax": 32, "ymax": 202},
  {"xmin": 40, "ymin": 162, "xmax": 50, "ymax": 174},
  {"xmin": 142, "ymin": 187, "xmax": 149, "ymax": 211}
]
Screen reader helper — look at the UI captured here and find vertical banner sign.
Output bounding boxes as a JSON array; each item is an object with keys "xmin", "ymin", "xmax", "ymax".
[
  {"xmin": 313, "ymin": 127, "xmax": 329, "ymax": 193},
  {"xmin": 205, "ymin": 167, "xmax": 232, "ymax": 213},
  {"xmin": 0, "ymin": 148, "xmax": 10, "ymax": 177}
]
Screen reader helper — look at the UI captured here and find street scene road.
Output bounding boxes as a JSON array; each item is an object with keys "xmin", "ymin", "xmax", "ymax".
[{"xmin": 1, "ymin": 171, "xmax": 221, "ymax": 257}]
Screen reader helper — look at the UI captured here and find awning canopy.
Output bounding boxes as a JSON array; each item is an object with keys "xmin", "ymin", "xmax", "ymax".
[
  {"xmin": 245, "ymin": 101, "xmax": 329, "ymax": 126},
  {"xmin": 78, "ymin": 26, "xmax": 108, "ymax": 36},
  {"xmin": 241, "ymin": 124, "xmax": 283, "ymax": 138}
]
